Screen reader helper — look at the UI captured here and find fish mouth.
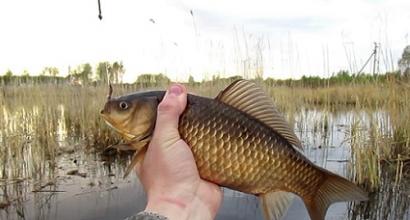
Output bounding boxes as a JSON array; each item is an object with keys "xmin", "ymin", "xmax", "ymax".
[{"xmin": 100, "ymin": 114, "xmax": 140, "ymax": 141}]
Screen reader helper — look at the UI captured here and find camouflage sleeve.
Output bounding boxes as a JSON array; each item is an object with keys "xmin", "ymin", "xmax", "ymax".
[{"xmin": 124, "ymin": 211, "xmax": 168, "ymax": 220}]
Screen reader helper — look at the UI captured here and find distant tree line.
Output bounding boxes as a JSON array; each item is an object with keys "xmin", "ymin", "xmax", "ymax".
[
  {"xmin": 0, "ymin": 69, "xmax": 67, "ymax": 85},
  {"xmin": 0, "ymin": 61, "xmax": 125, "ymax": 86},
  {"xmin": 264, "ymin": 70, "xmax": 406, "ymax": 88},
  {"xmin": 2, "ymin": 45, "xmax": 409, "ymax": 87},
  {"xmin": 135, "ymin": 73, "xmax": 170, "ymax": 87},
  {"xmin": 198, "ymin": 71, "xmax": 407, "ymax": 88},
  {"xmin": 0, "ymin": 64, "xmax": 408, "ymax": 88}
]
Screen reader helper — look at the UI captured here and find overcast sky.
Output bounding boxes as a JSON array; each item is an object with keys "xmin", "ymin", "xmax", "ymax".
[{"xmin": 0, "ymin": 0, "xmax": 409, "ymax": 82}]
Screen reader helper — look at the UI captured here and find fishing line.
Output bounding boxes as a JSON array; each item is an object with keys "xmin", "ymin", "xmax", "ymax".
[
  {"xmin": 96, "ymin": 0, "xmax": 111, "ymax": 98},
  {"xmin": 97, "ymin": 0, "xmax": 103, "ymax": 20}
]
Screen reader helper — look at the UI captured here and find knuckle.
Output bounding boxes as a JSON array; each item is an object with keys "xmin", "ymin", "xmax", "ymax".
[{"xmin": 157, "ymin": 100, "xmax": 177, "ymax": 114}]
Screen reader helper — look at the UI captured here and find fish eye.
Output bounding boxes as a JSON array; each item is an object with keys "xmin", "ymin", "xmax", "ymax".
[{"xmin": 119, "ymin": 101, "xmax": 129, "ymax": 110}]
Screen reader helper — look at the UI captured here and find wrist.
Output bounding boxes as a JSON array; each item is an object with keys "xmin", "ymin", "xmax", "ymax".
[{"xmin": 144, "ymin": 195, "xmax": 190, "ymax": 220}]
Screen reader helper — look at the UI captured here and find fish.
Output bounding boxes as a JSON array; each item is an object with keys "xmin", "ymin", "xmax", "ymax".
[{"xmin": 100, "ymin": 79, "xmax": 368, "ymax": 220}]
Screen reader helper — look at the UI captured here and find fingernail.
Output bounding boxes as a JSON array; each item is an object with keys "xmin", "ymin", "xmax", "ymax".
[{"xmin": 169, "ymin": 85, "xmax": 182, "ymax": 96}]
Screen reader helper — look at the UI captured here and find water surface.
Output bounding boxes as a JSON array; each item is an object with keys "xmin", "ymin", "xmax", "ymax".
[{"xmin": 1, "ymin": 108, "xmax": 409, "ymax": 220}]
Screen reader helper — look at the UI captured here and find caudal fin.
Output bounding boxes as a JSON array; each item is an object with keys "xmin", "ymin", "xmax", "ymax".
[{"xmin": 303, "ymin": 173, "xmax": 368, "ymax": 220}]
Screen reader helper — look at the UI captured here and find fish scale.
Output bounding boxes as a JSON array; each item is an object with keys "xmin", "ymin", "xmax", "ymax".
[
  {"xmin": 179, "ymin": 95, "xmax": 322, "ymax": 197},
  {"xmin": 101, "ymin": 79, "xmax": 368, "ymax": 220}
]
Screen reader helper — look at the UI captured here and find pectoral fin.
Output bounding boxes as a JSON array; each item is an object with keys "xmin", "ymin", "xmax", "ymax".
[{"xmin": 123, "ymin": 138, "xmax": 151, "ymax": 178}]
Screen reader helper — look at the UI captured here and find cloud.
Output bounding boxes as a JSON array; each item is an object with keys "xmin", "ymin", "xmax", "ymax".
[
  {"xmin": 246, "ymin": 17, "xmax": 341, "ymax": 32},
  {"xmin": 0, "ymin": 0, "xmax": 409, "ymax": 81}
]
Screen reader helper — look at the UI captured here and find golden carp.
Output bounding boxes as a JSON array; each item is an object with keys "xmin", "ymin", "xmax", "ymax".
[{"xmin": 100, "ymin": 80, "xmax": 367, "ymax": 220}]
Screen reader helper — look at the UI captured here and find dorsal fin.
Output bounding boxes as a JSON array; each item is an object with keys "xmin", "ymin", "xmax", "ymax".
[{"xmin": 216, "ymin": 79, "xmax": 302, "ymax": 149}]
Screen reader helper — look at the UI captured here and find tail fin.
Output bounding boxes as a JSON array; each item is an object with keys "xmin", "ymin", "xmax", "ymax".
[
  {"xmin": 260, "ymin": 191, "xmax": 294, "ymax": 220},
  {"xmin": 303, "ymin": 173, "xmax": 368, "ymax": 220}
]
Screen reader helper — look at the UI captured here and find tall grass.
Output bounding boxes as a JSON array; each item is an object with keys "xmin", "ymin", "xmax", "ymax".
[{"xmin": 1, "ymin": 79, "xmax": 409, "ymax": 192}]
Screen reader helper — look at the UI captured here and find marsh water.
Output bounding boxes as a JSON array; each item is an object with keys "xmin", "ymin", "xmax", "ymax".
[{"xmin": 1, "ymin": 107, "xmax": 409, "ymax": 220}]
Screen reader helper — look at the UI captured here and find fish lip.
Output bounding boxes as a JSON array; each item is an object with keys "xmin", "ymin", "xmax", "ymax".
[{"xmin": 100, "ymin": 114, "xmax": 140, "ymax": 141}]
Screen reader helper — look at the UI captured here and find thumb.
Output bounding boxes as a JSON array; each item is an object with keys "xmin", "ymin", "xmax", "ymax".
[{"xmin": 151, "ymin": 84, "xmax": 187, "ymax": 148}]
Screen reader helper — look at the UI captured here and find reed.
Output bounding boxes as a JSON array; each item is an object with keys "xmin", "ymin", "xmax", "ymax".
[
  {"xmin": 1, "ymin": 79, "xmax": 409, "ymax": 192},
  {"xmin": 342, "ymin": 83, "xmax": 410, "ymax": 191}
]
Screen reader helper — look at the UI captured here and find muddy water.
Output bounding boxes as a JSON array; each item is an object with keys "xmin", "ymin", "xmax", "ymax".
[{"xmin": 1, "ymin": 109, "xmax": 409, "ymax": 220}]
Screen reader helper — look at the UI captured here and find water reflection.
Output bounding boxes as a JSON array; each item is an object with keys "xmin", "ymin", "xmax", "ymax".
[{"xmin": 0, "ymin": 105, "xmax": 409, "ymax": 219}]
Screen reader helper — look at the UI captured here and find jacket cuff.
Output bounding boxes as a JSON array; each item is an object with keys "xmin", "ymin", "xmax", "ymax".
[{"xmin": 125, "ymin": 211, "xmax": 168, "ymax": 220}]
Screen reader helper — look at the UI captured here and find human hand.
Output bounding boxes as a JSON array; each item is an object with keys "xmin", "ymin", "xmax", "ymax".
[{"xmin": 136, "ymin": 84, "xmax": 223, "ymax": 220}]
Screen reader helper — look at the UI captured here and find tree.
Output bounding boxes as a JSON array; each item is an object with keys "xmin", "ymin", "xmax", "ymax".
[
  {"xmin": 96, "ymin": 61, "xmax": 125, "ymax": 84},
  {"xmin": 70, "ymin": 63, "xmax": 93, "ymax": 84},
  {"xmin": 135, "ymin": 73, "xmax": 170, "ymax": 87},
  {"xmin": 41, "ymin": 66, "xmax": 59, "ymax": 77},
  {"xmin": 111, "ymin": 61, "xmax": 125, "ymax": 83},
  {"xmin": 5, "ymin": 70, "xmax": 13, "ymax": 78},
  {"xmin": 22, "ymin": 70, "xmax": 29, "ymax": 76},
  {"xmin": 398, "ymin": 45, "xmax": 410, "ymax": 76},
  {"xmin": 80, "ymin": 63, "xmax": 93, "ymax": 83},
  {"xmin": 188, "ymin": 75, "xmax": 195, "ymax": 85},
  {"xmin": 2, "ymin": 70, "xmax": 13, "ymax": 85},
  {"xmin": 96, "ymin": 62, "xmax": 110, "ymax": 83}
]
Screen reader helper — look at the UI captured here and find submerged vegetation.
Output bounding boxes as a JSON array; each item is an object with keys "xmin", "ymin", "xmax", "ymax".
[{"xmin": 1, "ymin": 67, "xmax": 410, "ymax": 218}]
